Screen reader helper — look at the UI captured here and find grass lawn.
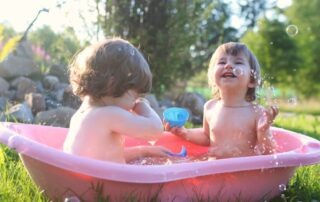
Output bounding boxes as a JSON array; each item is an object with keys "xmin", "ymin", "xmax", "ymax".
[{"xmin": 1, "ymin": 111, "xmax": 320, "ymax": 201}]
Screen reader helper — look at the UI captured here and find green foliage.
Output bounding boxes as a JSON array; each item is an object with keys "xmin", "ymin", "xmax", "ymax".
[
  {"xmin": 241, "ymin": 0, "xmax": 320, "ymax": 98},
  {"xmin": 276, "ymin": 165, "xmax": 320, "ymax": 201},
  {"xmin": 241, "ymin": 18, "xmax": 301, "ymax": 89},
  {"xmin": 274, "ymin": 114, "xmax": 320, "ymax": 140},
  {"xmin": 100, "ymin": 0, "xmax": 238, "ymax": 96},
  {"xmin": 285, "ymin": 0, "xmax": 320, "ymax": 98},
  {"xmin": 29, "ymin": 26, "xmax": 81, "ymax": 65},
  {"xmin": 0, "ymin": 24, "xmax": 16, "ymax": 41}
]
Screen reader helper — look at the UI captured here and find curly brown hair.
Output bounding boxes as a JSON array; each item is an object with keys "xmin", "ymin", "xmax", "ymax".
[
  {"xmin": 69, "ymin": 38, "xmax": 152, "ymax": 100},
  {"xmin": 208, "ymin": 42, "xmax": 261, "ymax": 102}
]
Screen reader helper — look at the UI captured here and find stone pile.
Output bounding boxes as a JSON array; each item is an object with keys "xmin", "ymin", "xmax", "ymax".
[
  {"xmin": 0, "ymin": 41, "xmax": 205, "ymax": 128},
  {"xmin": 0, "ymin": 40, "xmax": 80, "ymax": 127}
]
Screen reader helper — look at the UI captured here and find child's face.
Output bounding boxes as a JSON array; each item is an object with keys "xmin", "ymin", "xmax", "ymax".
[
  {"xmin": 212, "ymin": 52, "xmax": 255, "ymax": 91},
  {"xmin": 116, "ymin": 89, "xmax": 140, "ymax": 110}
]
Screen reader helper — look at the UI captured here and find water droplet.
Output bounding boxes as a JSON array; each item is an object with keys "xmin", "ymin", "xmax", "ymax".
[
  {"xmin": 279, "ymin": 184, "xmax": 287, "ymax": 191},
  {"xmin": 288, "ymin": 97, "xmax": 298, "ymax": 106},
  {"xmin": 273, "ymin": 155, "xmax": 278, "ymax": 159},
  {"xmin": 286, "ymin": 25, "xmax": 299, "ymax": 36},
  {"xmin": 130, "ymin": 48, "xmax": 135, "ymax": 56}
]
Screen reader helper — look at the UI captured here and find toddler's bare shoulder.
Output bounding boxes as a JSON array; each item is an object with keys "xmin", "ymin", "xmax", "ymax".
[{"xmin": 204, "ymin": 99, "xmax": 218, "ymax": 110}]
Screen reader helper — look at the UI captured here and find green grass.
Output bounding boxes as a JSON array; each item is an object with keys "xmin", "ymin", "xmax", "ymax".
[
  {"xmin": 274, "ymin": 114, "xmax": 320, "ymax": 140},
  {"xmin": 1, "ymin": 111, "xmax": 320, "ymax": 201},
  {"xmin": 0, "ymin": 145, "xmax": 49, "ymax": 202},
  {"xmin": 278, "ymin": 99, "xmax": 320, "ymax": 116}
]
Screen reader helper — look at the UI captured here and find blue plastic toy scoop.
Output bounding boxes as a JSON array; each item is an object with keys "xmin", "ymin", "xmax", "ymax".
[
  {"xmin": 165, "ymin": 146, "xmax": 187, "ymax": 157},
  {"xmin": 163, "ymin": 107, "xmax": 189, "ymax": 128}
]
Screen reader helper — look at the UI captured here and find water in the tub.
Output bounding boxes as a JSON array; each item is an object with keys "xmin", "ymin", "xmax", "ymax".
[{"xmin": 128, "ymin": 154, "xmax": 216, "ymax": 165}]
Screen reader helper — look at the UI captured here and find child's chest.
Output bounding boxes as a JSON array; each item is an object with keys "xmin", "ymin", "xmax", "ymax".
[{"xmin": 206, "ymin": 107, "xmax": 257, "ymax": 143}]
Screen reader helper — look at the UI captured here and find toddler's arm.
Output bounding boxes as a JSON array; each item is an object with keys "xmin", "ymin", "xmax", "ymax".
[
  {"xmin": 164, "ymin": 124, "xmax": 210, "ymax": 146},
  {"xmin": 124, "ymin": 145, "xmax": 171, "ymax": 162},
  {"xmin": 256, "ymin": 106, "xmax": 278, "ymax": 154}
]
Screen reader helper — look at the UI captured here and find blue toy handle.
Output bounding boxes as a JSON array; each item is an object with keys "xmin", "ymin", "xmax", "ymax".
[{"xmin": 166, "ymin": 146, "xmax": 187, "ymax": 157}]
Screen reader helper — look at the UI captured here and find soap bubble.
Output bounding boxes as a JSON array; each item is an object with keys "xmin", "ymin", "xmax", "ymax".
[
  {"xmin": 233, "ymin": 68, "xmax": 243, "ymax": 76},
  {"xmin": 279, "ymin": 184, "xmax": 287, "ymax": 191},
  {"xmin": 288, "ymin": 97, "xmax": 298, "ymax": 106},
  {"xmin": 64, "ymin": 196, "xmax": 80, "ymax": 202},
  {"xmin": 286, "ymin": 25, "xmax": 299, "ymax": 36}
]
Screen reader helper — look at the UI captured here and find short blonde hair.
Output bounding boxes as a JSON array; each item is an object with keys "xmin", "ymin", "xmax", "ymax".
[
  {"xmin": 208, "ymin": 42, "xmax": 261, "ymax": 102},
  {"xmin": 69, "ymin": 38, "xmax": 152, "ymax": 100}
]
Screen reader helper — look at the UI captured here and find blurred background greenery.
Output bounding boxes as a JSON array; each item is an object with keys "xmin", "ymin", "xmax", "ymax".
[
  {"xmin": 1, "ymin": 0, "xmax": 319, "ymax": 101},
  {"xmin": 0, "ymin": 1, "xmax": 320, "ymax": 201}
]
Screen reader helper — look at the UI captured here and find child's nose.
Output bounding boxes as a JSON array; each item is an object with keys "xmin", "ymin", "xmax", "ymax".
[{"xmin": 224, "ymin": 64, "xmax": 233, "ymax": 69}]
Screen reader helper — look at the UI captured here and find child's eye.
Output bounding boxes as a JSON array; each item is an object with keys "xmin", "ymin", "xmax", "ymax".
[
  {"xmin": 217, "ymin": 61, "xmax": 226, "ymax": 65},
  {"xmin": 235, "ymin": 61, "xmax": 243, "ymax": 65}
]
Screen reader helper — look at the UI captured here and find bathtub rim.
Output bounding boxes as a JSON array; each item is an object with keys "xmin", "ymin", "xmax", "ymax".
[{"xmin": 0, "ymin": 122, "xmax": 320, "ymax": 183}]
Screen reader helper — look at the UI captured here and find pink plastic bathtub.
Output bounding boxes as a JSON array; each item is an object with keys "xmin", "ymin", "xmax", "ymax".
[{"xmin": 1, "ymin": 122, "xmax": 320, "ymax": 201}]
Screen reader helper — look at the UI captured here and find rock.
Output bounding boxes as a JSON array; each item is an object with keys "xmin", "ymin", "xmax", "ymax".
[
  {"xmin": 43, "ymin": 75, "xmax": 59, "ymax": 90},
  {"xmin": 25, "ymin": 93, "xmax": 46, "ymax": 115},
  {"xmin": 62, "ymin": 85, "xmax": 81, "ymax": 109},
  {"xmin": 175, "ymin": 92, "xmax": 206, "ymax": 117},
  {"xmin": 1, "ymin": 102, "xmax": 34, "ymax": 123},
  {"xmin": 53, "ymin": 83, "xmax": 69, "ymax": 102},
  {"xmin": 0, "ymin": 77, "xmax": 9, "ymax": 96},
  {"xmin": 49, "ymin": 64, "xmax": 69, "ymax": 83},
  {"xmin": 0, "ymin": 96, "xmax": 11, "ymax": 111},
  {"xmin": 0, "ymin": 40, "xmax": 39, "ymax": 78},
  {"xmin": 11, "ymin": 76, "xmax": 37, "ymax": 101},
  {"xmin": 34, "ymin": 106, "xmax": 76, "ymax": 127}
]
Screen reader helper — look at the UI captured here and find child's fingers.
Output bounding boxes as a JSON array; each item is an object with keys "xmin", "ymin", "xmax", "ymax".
[
  {"xmin": 266, "ymin": 106, "xmax": 278, "ymax": 123},
  {"xmin": 162, "ymin": 119, "xmax": 171, "ymax": 131},
  {"xmin": 270, "ymin": 106, "xmax": 279, "ymax": 119}
]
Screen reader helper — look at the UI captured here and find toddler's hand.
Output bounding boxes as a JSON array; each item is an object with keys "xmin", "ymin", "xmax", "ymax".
[
  {"xmin": 132, "ymin": 97, "xmax": 150, "ymax": 115},
  {"xmin": 163, "ymin": 120, "xmax": 187, "ymax": 139},
  {"xmin": 257, "ymin": 106, "xmax": 278, "ymax": 133}
]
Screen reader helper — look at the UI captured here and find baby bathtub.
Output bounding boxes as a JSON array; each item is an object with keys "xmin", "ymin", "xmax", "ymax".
[{"xmin": 0, "ymin": 122, "xmax": 320, "ymax": 201}]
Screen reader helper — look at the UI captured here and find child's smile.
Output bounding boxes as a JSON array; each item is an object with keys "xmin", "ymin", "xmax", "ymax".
[{"xmin": 222, "ymin": 71, "xmax": 237, "ymax": 78}]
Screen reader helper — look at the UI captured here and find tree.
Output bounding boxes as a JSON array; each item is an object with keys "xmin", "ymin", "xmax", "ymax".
[
  {"xmin": 238, "ymin": 0, "xmax": 270, "ymax": 28},
  {"xmin": 29, "ymin": 26, "xmax": 81, "ymax": 65},
  {"xmin": 285, "ymin": 0, "xmax": 320, "ymax": 97},
  {"xmin": 242, "ymin": 18, "xmax": 300, "ymax": 85},
  {"xmin": 99, "ymin": 0, "xmax": 237, "ymax": 96}
]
